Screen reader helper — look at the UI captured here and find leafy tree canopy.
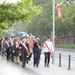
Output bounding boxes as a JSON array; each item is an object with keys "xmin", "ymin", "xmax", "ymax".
[
  {"xmin": 0, "ymin": 0, "xmax": 42, "ymax": 34},
  {"xmin": 22, "ymin": 0, "xmax": 75, "ymax": 43}
]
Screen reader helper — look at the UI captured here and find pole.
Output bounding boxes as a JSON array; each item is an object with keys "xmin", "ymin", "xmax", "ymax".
[
  {"xmin": 52, "ymin": 0, "xmax": 55, "ymax": 64},
  {"xmin": 68, "ymin": 55, "xmax": 71, "ymax": 70},
  {"xmin": 59, "ymin": 53, "xmax": 61, "ymax": 67}
]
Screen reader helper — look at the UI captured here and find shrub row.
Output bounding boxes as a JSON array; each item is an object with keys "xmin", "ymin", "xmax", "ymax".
[{"xmin": 55, "ymin": 44, "xmax": 75, "ymax": 49}]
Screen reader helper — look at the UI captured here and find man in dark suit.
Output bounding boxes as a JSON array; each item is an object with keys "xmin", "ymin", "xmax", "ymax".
[
  {"xmin": 33, "ymin": 36, "xmax": 41, "ymax": 67},
  {"xmin": 9, "ymin": 36, "xmax": 15, "ymax": 62},
  {"xmin": 4, "ymin": 37, "xmax": 10, "ymax": 61},
  {"xmin": 19, "ymin": 37, "xmax": 29, "ymax": 68}
]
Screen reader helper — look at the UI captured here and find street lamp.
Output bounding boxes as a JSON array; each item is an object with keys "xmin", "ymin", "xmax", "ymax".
[{"xmin": 52, "ymin": 0, "xmax": 55, "ymax": 64}]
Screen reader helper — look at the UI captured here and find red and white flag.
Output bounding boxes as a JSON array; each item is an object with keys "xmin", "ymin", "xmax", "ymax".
[{"xmin": 56, "ymin": 2, "xmax": 63, "ymax": 18}]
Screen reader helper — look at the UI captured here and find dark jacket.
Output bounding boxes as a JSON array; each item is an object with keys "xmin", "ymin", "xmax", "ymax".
[
  {"xmin": 19, "ymin": 42, "xmax": 29, "ymax": 54},
  {"xmin": 33, "ymin": 41, "xmax": 41, "ymax": 54}
]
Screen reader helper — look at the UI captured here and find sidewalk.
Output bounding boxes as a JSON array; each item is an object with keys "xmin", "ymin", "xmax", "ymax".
[{"xmin": 0, "ymin": 55, "xmax": 75, "ymax": 75}]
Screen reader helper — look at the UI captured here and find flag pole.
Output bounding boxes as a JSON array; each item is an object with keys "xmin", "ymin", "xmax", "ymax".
[{"xmin": 52, "ymin": 0, "xmax": 55, "ymax": 64}]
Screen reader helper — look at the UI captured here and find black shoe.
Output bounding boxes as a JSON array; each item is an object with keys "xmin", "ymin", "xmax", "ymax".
[
  {"xmin": 27, "ymin": 61, "xmax": 28, "ymax": 64},
  {"xmin": 44, "ymin": 63, "xmax": 46, "ymax": 67},
  {"xmin": 33, "ymin": 64, "xmax": 35, "ymax": 67},
  {"xmin": 22, "ymin": 66, "xmax": 25, "ymax": 68},
  {"xmin": 47, "ymin": 64, "xmax": 49, "ymax": 67},
  {"xmin": 36, "ymin": 64, "xmax": 38, "ymax": 67},
  {"xmin": 7, "ymin": 58, "xmax": 9, "ymax": 61}
]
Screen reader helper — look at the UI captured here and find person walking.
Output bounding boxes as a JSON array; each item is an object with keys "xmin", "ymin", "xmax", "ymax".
[
  {"xmin": 14, "ymin": 38, "xmax": 20, "ymax": 64},
  {"xmin": 43, "ymin": 35, "xmax": 54, "ymax": 67},
  {"xmin": 33, "ymin": 36, "xmax": 41, "ymax": 67},
  {"xmin": 9, "ymin": 36, "xmax": 15, "ymax": 62},
  {"xmin": 4, "ymin": 37, "xmax": 10, "ymax": 61},
  {"xmin": 19, "ymin": 37, "xmax": 29, "ymax": 68}
]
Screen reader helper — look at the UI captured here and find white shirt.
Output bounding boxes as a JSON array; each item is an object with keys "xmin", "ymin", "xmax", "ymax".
[{"xmin": 43, "ymin": 41, "xmax": 54, "ymax": 52}]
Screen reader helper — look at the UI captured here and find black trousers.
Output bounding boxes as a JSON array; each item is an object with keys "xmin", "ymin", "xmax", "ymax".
[
  {"xmin": 33, "ymin": 52, "xmax": 40, "ymax": 67},
  {"xmin": 10, "ymin": 46, "xmax": 15, "ymax": 62},
  {"xmin": 21, "ymin": 53, "xmax": 27, "ymax": 67},
  {"xmin": 44, "ymin": 52, "xmax": 50, "ymax": 66},
  {"xmin": 6, "ymin": 48, "xmax": 10, "ymax": 60}
]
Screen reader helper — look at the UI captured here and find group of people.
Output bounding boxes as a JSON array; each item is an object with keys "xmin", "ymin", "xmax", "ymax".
[{"xmin": 0, "ymin": 35, "xmax": 54, "ymax": 68}]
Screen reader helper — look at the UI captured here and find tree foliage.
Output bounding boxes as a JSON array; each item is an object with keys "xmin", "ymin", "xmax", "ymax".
[
  {"xmin": 24, "ymin": 0, "xmax": 53, "ymax": 40},
  {"xmin": 13, "ymin": 0, "xmax": 75, "ymax": 44},
  {"xmin": 0, "ymin": 0, "xmax": 42, "ymax": 35},
  {"xmin": 56, "ymin": 1, "xmax": 75, "ymax": 37}
]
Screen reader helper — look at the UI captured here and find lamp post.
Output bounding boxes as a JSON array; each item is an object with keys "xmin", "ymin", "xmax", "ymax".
[{"xmin": 52, "ymin": 0, "xmax": 55, "ymax": 64}]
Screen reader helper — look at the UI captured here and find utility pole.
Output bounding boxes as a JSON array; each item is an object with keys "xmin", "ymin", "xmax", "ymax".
[{"xmin": 52, "ymin": 0, "xmax": 55, "ymax": 64}]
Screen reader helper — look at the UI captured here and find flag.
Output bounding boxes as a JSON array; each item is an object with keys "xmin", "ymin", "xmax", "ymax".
[{"xmin": 56, "ymin": 2, "xmax": 63, "ymax": 18}]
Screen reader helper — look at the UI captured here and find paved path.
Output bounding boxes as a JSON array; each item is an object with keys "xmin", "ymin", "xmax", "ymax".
[{"xmin": 0, "ymin": 55, "xmax": 75, "ymax": 75}]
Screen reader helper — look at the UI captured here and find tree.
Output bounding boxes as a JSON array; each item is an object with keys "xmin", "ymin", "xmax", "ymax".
[
  {"xmin": 0, "ymin": 0, "xmax": 42, "ymax": 36},
  {"xmin": 55, "ymin": 1, "xmax": 75, "ymax": 44},
  {"xmin": 13, "ymin": 0, "xmax": 75, "ymax": 44},
  {"xmin": 56, "ymin": 2, "xmax": 75, "ymax": 35},
  {"xmin": 24, "ymin": 0, "xmax": 53, "ymax": 41}
]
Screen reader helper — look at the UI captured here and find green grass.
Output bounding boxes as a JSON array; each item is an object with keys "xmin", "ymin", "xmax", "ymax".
[{"xmin": 55, "ymin": 44, "xmax": 75, "ymax": 49}]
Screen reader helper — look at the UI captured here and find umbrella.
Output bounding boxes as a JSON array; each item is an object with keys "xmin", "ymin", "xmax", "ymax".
[{"xmin": 15, "ymin": 32, "xmax": 30, "ymax": 39}]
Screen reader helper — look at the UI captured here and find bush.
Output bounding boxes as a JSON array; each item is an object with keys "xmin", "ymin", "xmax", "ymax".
[{"xmin": 55, "ymin": 44, "xmax": 75, "ymax": 49}]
